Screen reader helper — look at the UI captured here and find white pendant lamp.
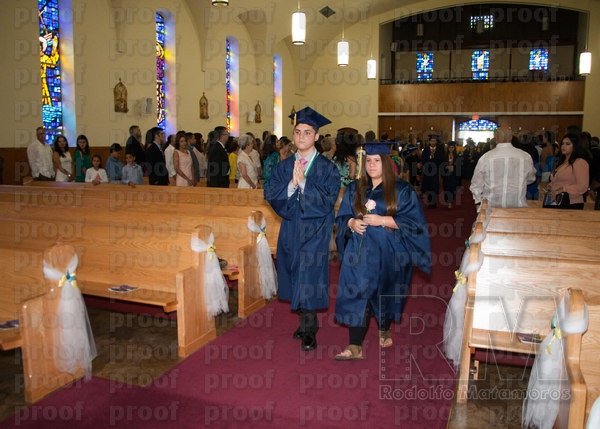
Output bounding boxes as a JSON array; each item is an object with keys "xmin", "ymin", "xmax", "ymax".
[
  {"xmin": 292, "ymin": 1, "xmax": 306, "ymax": 45},
  {"xmin": 338, "ymin": 0, "xmax": 348, "ymax": 66}
]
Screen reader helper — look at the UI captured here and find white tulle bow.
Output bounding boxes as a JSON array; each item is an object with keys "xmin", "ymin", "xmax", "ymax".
[
  {"xmin": 522, "ymin": 292, "xmax": 589, "ymax": 429},
  {"xmin": 247, "ymin": 216, "xmax": 278, "ymax": 300},
  {"xmin": 443, "ymin": 246, "xmax": 484, "ymax": 371},
  {"xmin": 43, "ymin": 254, "xmax": 97, "ymax": 380},
  {"xmin": 190, "ymin": 234, "xmax": 229, "ymax": 318}
]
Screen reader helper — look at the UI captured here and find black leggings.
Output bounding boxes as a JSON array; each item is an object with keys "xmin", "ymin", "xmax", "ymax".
[{"xmin": 349, "ymin": 303, "xmax": 392, "ymax": 346}]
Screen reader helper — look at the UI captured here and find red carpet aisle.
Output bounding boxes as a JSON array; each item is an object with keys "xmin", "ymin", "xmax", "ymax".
[{"xmin": 1, "ymin": 188, "xmax": 477, "ymax": 429}]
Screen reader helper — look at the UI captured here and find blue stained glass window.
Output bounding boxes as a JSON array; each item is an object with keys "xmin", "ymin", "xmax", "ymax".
[
  {"xmin": 471, "ymin": 50, "xmax": 490, "ymax": 80},
  {"xmin": 529, "ymin": 48, "xmax": 549, "ymax": 71},
  {"xmin": 226, "ymin": 39, "xmax": 231, "ymax": 133},
  {"xmin": 459, "ymin": 119, "xmax": 498, "ymax": 131},
  {"xmin": 417, "ymin": 52, "xmax": 433, "ymax": 81},
  {"xmin": 38, "ymin": 0, "xmax": 63, "ymax": 144},
  {"xmin": 470, "ymin": 15, "xmax": 494, "ymax": 29},
  {"xmin": 156, "ymin": 13, "xmax": 166, "ymax": 129}
]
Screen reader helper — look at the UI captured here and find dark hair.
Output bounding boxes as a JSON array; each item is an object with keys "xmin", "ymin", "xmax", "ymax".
[
  {"xmin": 365, "ymin": 130, "xmax": 376, "ymax": 142},
  {"xmin": 544, "ymin": 131, "xmax": 555, "ymax": 146},
  {"xmin": 152, "ymin": 127, "xmax": 164, "ymax": 140},
  {"xmin": 110, "ymin": 143, "xmax": 122, "ymax": 153},
  {"xmin": 75, "ymin": 135, "xmax": 90, "ymax": 155},
  {"xmin": 194, "ymin": 133, "xmax": 204, "ymax": 153},
  {"xmin": 557, "ymin": 133, "xmax": 586, "ymax": 168},
  {"xmin": 333, "ymin": 133, "xmax": 356, "ymax": 165},
  {"xmin": 214, "ymin": 126, "xmax": 227, "ymax": 138},
  {"xmin": 53, "ymin": 135, "xmax": 69, "ymax": 158},
  {"xmin": 354, "ymin": 154, "xmax": 397, "ymax": 217},
  {"xmin": 129, "ymin": 125, "xmax": 139, "ymax": 135},
  {"xmin": 262, "ymin": 136, "xmax": 277, "ymax": 159},
  {"xmin": 175, "ymin": 132, "xmax": 187, "ymax": 150},
  {"xmin": 92, "ymin": 154, "xmax": 102, "ymax": 163}
]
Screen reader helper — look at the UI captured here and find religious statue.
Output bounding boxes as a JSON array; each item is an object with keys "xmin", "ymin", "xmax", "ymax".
[
  {"xmin": 113, "ymin": 78, "xmax": 129, "ymax": 113},
  {"xmin": 290, "ymin": 106, "xmax": 296, "ymax": 124},
  {"xmin": 254, "ymin": 101, "xmax": 262, "ymax": 123},
  {"xmin": 199, "ymin": 92, "xmax": 209, "ymax": 119}
]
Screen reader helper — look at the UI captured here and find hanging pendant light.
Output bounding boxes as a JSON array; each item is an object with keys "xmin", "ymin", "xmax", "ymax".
[
  {"xmin": 212, "ymin": 0, "xmax": 228, "ymax": 6},
  {"xmin": 338, "ymin": 40, "xmax": 349, "ymax": 66},
  {"xmin": 579, "ymin": 9, "xmax": 592, "ymax": 75},
  {"xmin": 292, "ymin": 1, "xmax": 306, "ymax": 45},
  {"xmin": 476, "ymin": 19, "xmax": 484, "ymax": 34},
  {"xmin": 416, "ymin": 23, "xmax": 424, "ymax": 37},
  {"xmin": 338, "ymin": 0, "xmax": 348, "ymax": 66},
  {"xmin": 367, "ymin": 0, "xmax": 376, "ymax": 79}
]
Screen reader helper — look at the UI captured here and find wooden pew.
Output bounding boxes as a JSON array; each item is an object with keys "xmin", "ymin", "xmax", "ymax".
[
  {"xmin": 457, "ymin": 203, "xmax": 600, "ymax": 425},
  {"xmin": 0, "ymin": 191, "xmax": 275, "ymax": 358}
]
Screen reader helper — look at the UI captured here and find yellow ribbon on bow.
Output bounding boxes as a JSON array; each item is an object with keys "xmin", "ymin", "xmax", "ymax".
[
  {"xmin": 256, "ymin": 227, "xmax": 267, "ymax": 243},
  {"xmin": 453, "ymin": 270, "xmax": 467, "ymax": 293},
  {"xmin": 58, "ymin": 271, "xmax": 78, "ymax": 289},
  {"xmin": 545, "ymin": 316, "xmax": 563, "ymax": 355},
  {"xmin": 206, "ymin": 244, "xmax": 217, "ymax": 260}
]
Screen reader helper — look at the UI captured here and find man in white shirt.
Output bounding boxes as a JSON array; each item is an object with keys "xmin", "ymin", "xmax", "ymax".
[
  {"xmin": 470, "ymin": 125, "xmax": 537, "ymax": 208},
  {"xmin": 27, "ymin": 127, "xmax": 55, "ymax": 180},
  {"xmin": 163, "ymin": 134, "xmax": 176, "ymax": 184}
]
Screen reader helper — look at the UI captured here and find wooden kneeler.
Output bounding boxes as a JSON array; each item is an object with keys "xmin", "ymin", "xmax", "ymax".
[
  {"xmin": 237, "ymin": 211, "xmax": 267, "ymax": 319},
  {"xmin": 19, "ymin": 243, "xmax": 85, "ymax": 403},
  {"xmin": 176, "ymin": 225, "xmax": 217, "ymax": 357}
]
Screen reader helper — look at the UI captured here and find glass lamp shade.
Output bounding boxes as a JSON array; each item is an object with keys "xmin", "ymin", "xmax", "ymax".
[
  {"xmin": 292, "ymin": 11, "xmax": 306, "ymax": 45},
  {"xmin": 580, "ymin": 51, "xmax": 592, "ymax": 75},
  {"xmin": 212, "ymin": 0, "xmax": 228, "ymax": 5},
  {"xmin": 367, "ymin": 59, "xmax": 377, "ymax": 79},
  {"xmin": 476, "ymin": 19, "xmax": 484, "ymax": 34},
  {"xmin": 416, "ymin": 23, "xmax": 424, "ymax": 37},
  {"xmin": 338, "ymin": 40, "xmax": 349, "ymax": 66}
]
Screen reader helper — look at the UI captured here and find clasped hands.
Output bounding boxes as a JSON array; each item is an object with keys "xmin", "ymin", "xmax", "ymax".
[
  {"xmin": 349, "ymin": 215, "xmax": 384, "ymax": 235},
  {"xmin": 292, "ymin": 160, "xmax": 306, "ymax": 186}
]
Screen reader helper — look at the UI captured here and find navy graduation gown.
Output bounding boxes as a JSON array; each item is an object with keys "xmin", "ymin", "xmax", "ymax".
[
  {"xmin": 265, "ymin": 154, "xmax": 341, "ymax": 310},
  {"xmin": 334, "ymin": 179, "xmax": 431, "ymax": 327}
]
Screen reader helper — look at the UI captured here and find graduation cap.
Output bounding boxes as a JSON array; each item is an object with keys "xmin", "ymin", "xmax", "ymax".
[
  {"xmin": 289, "ymin": 107, "xmax": 331, "ymax": 130},
  {"xmin": 428, "ymin": 133, "xmax": 440, "ymax": 140},
  {"xmin": 361, "ymin": 142, "xmax": 391, "ymax": 155},
  {"xmin": 446, "ymin": 141, "xmax": 457, "ymax": 147}
]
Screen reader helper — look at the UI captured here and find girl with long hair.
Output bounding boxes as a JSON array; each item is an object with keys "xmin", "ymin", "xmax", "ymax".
[
  {"xmin": 334, "ymin": 143, "xmax": 430, "ymax": 360},
  {"xmin": 547, "ymin": 133, "xmax": 590, "ymax": 209}
]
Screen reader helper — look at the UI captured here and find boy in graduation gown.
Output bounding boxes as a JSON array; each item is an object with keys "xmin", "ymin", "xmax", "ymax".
[{"xmin": 265, "ymin": 107, "xmax": 341, "ymax": 351}]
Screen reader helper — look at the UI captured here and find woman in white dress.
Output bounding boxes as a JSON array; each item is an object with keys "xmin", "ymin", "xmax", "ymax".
[
  {"xmin": 53, "ymin": 135, "xmax": 74, "ymax": 182},
  {"xmin": 237, "ymin": 134, "xmax": 259, "ymax": 189}
]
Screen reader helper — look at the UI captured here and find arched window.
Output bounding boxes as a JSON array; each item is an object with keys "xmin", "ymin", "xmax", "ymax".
[
  {"xmin": 273, "ymin": 54, "xmax": 283, "ymax": 137},
  {"xmin": 225, "ymin": 37, "xmax": 239, "ymax": 135},
  {"xmin": 38, "ymin": 0, "xmax": 63, "ymax": 144},
  {"xmin": 156, "ymin": 13, "xmax": 166, "ymax": 129}
]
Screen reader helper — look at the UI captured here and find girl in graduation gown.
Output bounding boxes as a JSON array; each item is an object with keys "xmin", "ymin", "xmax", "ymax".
[{"xmin": 334, "ymin": 144, "xmax": 431, "ymax": 360}]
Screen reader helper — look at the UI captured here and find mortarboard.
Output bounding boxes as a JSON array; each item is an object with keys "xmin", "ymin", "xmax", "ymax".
[
  {"xmin": 361, "ymin": 142, "xmax": 391, "ymax": 156},
  {"xmin": 446, "ymin": 141, "xmax": 457, "ymax": 147},
  {"xmin": 428, "ymin": 133, "xmax": 440, "ymax": 140},
  {"xmin": 289, "ymin": 106, "xmax": 331, "ymax": 130}
]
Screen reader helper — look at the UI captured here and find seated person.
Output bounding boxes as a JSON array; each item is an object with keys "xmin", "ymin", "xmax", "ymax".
[
  {"xmin": 85, "ymin": 154, "xmax": 109, "ymax": 186},
  {"xmin": 105, "ymin": 143, "xmax": 124, "ymax": 182},
  {"xmin": 121, "ymin": 152, "xmax": 143, "ymax": 187}
]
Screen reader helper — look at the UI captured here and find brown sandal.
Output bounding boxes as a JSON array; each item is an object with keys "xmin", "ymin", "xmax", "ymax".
[
  {"xmin": 379, "ymin": 330, "xmax": 393, "ymax": 348},
  {"xmin": 334, "ymin": 345, "xmax": 363, "ymax": 361}
]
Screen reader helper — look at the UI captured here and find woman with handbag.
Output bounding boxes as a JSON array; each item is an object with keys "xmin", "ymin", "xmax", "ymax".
[{"xmin": 546, "ymin": 133, "xmax": 589, "ymax": 209}]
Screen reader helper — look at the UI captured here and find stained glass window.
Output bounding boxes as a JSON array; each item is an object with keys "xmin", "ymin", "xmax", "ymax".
[
  {"xmin": 156, "ymin": 13, "xmax": 166, "ymax": 129},
  {"xmin": 417, "ymin": 52, "xmax": 433, "ymax": 81},
  {"xmin": 470, "ymin": 15, "xmax": 494, "ymax": 29},
  {"xmin": 273, "ymin": 54, "xmax": 283, "ymax": 137},
  {"xmin": 226, "ymin": 39, "xmax": 232, "ymax": 133},
  {"xmin": 471, "ymin": 50, "xmax": 490, "ymax": 80},
  {"xmin": 459, "ymin": 119, "xmax": 498, "ymax": 131},
  {"xmin": 38, "ymin": 0, "xmax": 62, "ymax": 144},
  {"xmin": 529, "ymin": 48, "xmax": 549, "ymax": 71}
]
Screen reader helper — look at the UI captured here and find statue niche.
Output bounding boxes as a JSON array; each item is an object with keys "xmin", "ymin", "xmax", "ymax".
[{"xmin": 114, "ymin": 78, "xmax": 128, "ymax": 113}]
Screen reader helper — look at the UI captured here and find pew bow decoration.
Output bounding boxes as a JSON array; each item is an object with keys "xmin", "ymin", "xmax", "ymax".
[
  {"xmin": 247, "ymin": 216, "xmax": 278, "ymax": 300},
  {"xmin": 522, "ymin": 292, "xmax": 589, "ymax": 429},
  {"xmin": 43, "ymin": 254, "xmax": 97, "ymax": 380},
  {"xmin": 443, "ymin": 245, "xmax": 484, "ymax": 371},
  {"xmin": 191, "ymin": 234, "xmax": 229, "ymax": 318}
]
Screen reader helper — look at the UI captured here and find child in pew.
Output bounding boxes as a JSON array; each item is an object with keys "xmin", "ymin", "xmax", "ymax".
[
  {"xmin": 105, "ymin": 143, "xmax": 124, "ymax": 182},
  {"xmin": 85, "ymin": 154, "xmax": 109, "ymax": 186},
  {"xmin": 121, "ymin": 152, "xmax": 143, "ymax": 188}
]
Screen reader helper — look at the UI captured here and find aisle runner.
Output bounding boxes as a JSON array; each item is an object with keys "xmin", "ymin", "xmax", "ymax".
[{"xmin": 2, "ymin": 189, "xmax": 476, "ymax": 429}]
